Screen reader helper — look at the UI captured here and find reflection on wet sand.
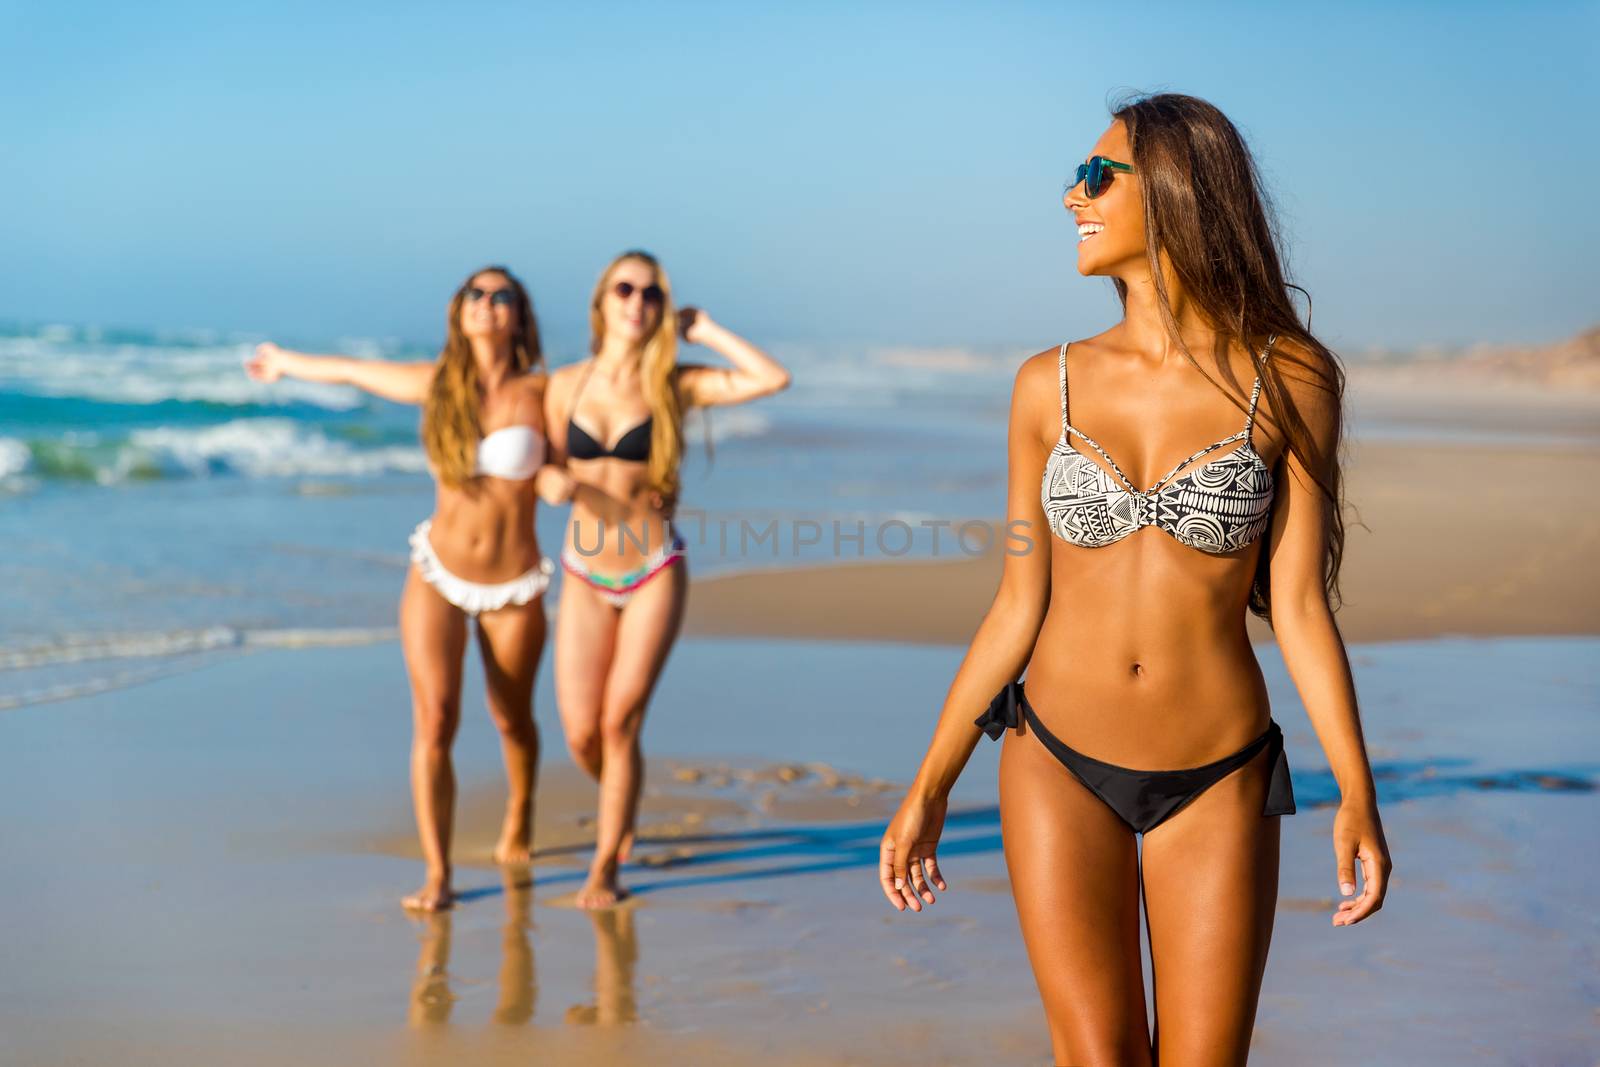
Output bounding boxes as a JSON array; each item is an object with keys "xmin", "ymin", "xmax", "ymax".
[
  {"xmin": 565, "ymin": 906, "xmax": 640, "ymax": 1026},
  {"xmin": 392, "ymin": 735, "xmax": 1598, "ymax": 1040},
  {"xmin": 408, "ymin": 910, "xmax": 455, "ymax": 1026},
  {"xmin": 409, "ymin": 868, "xmax": 538, "ymax": 1028},
  {"xmin": 405, "ymin": 867, "xmax": 641, "ymax": 1029},
  {"xmin": 493, "ymin": 870, "xmax": 537, "ymax": 1025}
]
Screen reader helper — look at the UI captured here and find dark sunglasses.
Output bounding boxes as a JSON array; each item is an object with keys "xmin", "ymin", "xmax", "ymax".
[
  {"xmin": 463, "ymin": 286, "xmax": 517, "ymax": 308},
  {"xmin": 1064, "ymin": 155, "xmax": 1136, "ymax": 200},
  {"xmin": 613, "ymin": 281, "xmax": 665, "ymax": 305}
]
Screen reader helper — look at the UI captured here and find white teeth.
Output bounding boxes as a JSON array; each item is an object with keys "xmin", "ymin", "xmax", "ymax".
[{"xmin": 1077, "ymin": 222, "xmax": 1104, "ymax": 244}]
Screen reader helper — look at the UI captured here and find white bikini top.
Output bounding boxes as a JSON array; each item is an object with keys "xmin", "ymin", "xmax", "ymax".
[
  {"xmin": 475, "ymin": 425, "xmax": 544, "ymax": 481},
  {"xmin": 1040, "ymin": 338, "xmax": 1278, "ymax": 555}
]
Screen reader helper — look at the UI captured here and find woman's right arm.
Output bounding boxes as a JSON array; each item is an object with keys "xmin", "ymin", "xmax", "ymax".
[
  {"xmin": 535, "ymin": 368, "xmax": 578, "ymax": 505},
  {"xmin": 879, "ymin": 349, "xmax": 1058, "ymax": 912},
  {"xmin": 244, "ymin": 342, "xmax": 435, "ymax": 405}
]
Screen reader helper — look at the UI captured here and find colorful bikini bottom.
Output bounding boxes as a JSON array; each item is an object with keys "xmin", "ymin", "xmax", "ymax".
[
  {"xmin": 560, "ymin": 530, "xmax": 687, "ymax": 608},
  {"xmin": 409, "ymin": 518, "xmax": 554, "ymax": 617}
]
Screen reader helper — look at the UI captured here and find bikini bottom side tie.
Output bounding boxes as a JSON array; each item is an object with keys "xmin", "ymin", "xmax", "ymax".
[{"xmin": 976, "ymin": 679, "xmax": 1296, "ymax": 835}]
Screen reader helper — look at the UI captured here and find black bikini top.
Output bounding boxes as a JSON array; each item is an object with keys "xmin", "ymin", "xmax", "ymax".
[{"xmin": 566, "ymin": 358, "xmax": 652, "ymax": 463}]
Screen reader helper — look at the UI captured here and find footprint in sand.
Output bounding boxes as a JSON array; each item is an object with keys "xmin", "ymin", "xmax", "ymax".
[{"xmin": 635, "ymin": 846, "xmax": 697, "ymax": 868}]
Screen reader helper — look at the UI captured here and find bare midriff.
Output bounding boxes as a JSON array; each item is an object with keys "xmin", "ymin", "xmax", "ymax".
[
  {"xmin": 425, "ymin": 477, "xmax": 544, "ymax": 583},
  {"xmin": 564, "ymin": 460, "xmax": 675, "ymax": 575},
  {"xmin": 1024, "ymin": 529, "xmax": 1272, "ymax": 770}
]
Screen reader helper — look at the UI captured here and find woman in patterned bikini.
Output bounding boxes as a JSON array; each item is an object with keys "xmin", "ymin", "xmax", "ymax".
[
  {"xmin": 879, "ymin": 94, "xmax": 1392, "ymax": 1063},
  {"xmin": 544, "ymin": 250, "xmax": 790, "ymax": 908}
]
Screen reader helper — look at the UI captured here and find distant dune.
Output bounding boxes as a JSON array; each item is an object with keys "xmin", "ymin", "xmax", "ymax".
[{"xmin": 1347, "ymin": 325, "xmax": 1600, "ymax": 391}]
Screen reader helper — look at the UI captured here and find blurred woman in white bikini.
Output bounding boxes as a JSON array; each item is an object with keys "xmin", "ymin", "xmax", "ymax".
[{"xmin": 247, "ymin": 265, "xmax": 566, "ymax": 912}]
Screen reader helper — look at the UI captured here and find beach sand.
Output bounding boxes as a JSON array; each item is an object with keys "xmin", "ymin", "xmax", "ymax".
[
  {"xmin": 5, "ymin": 391, "xmax": 1599, "ymax": 1065},
  {"xmin": 4, "ymin": 633, "xmax": 1596, "ymax": 1065},
  {"xmin": 684, "ymin": 439, "xmax": 1600, "ymax": 645}
]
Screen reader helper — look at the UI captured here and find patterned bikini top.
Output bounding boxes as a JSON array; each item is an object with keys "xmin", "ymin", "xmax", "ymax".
[{"xmin": 1040, "ymin": 338, "xmax": 1277, "ymax": 555}]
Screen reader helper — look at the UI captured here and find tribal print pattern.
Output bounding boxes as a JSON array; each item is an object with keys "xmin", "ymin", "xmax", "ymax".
[{"xmin": 1040, "ymin": 340, "xmax": 1277, "ymax": 556}]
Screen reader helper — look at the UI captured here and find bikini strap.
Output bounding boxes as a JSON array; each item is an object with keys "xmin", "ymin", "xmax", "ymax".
[
  {"xmin": 1054, "ymin": 340, "xmax": 1143, "ymax": 492},
  {"xmin": 566, "ymin": 358, "xmax": 599, "ymax": 430},
  {"xmin": 1245, "ymin": 334, "xmax": 1278, "ymax": 437},
  {"xmin": 1057, "ymin": 341, "xmax": 1070, "ymax": 435}
]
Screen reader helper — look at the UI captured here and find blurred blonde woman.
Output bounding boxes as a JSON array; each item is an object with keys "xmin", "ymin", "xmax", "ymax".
[
  {"xmin": 543, "ymin": 250, "xmax": 790, "ymax": 908},
  {"xmin": 247, "ymin": 266, "xmax": 565, "ymax": 912}
]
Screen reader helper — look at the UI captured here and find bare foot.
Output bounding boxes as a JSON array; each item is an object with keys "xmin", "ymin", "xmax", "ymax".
[
  {"xmin": 493, "ymin": 821, "xmax": 533, "ymax": 866},
  {"xmin": 402, "ymin": 873, "xmax": 455, "ymax": 912},
  {"xmin": 575, "ymin": 864, "xmax": 627, "ymax": 910}
]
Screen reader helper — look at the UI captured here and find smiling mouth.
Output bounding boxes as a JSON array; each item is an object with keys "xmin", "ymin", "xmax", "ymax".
[{"xmin": 1077, "ymin": 222, "xmax": 1104, "ymax": 244}]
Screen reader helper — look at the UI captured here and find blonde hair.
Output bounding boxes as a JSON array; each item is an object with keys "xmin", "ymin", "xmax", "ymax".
[
  {"xmin": 421, "ymin": 265, "xmax": 543, "ymax": 487},
  {"xmin": 587, "ymin": 250, "xmax": 684, "ymax": 499}
]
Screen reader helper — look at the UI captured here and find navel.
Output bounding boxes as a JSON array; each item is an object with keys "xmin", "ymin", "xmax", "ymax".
[{"xmin": 1129, "ymin": 662, "xmax": 1145, "ymax": 679}]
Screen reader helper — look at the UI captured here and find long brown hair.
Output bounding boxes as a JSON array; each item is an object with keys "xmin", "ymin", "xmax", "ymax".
[
  {"xmin": 421, "ymin": 265, "xmax": 543, "ymax": 487},
  {"xmin": 1109, "ymin": 92, "xmax": 1346, "ymax": 620},
  {"xmin": 586, "ymin": 250, "xmax": 685, "ymax": 500}
]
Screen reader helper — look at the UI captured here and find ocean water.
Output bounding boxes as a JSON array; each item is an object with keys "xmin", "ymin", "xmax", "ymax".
[{"xmin": 0, "ymin": 324, "xmax": 1020, "ymax": 708}]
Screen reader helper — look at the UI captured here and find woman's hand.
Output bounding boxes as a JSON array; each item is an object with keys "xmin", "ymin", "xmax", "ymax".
[
  {"xmin": 879, "ymin": 792, "xmax": 949, "ymax": 913},
  {"xmin": 244, "ymin": 342, "xmax": 289, "ymax": 382},
  {"xmin": 1332, "ymin": 795, "xmax": 1392, "ymax": 926},
  {"xmin": 677, "ymin": 306, "xmax": 714, "ymax": 346},
  {"xmin": 535, "ymin": 465, "xmax": 576, "ymax": 505},
  {"xmin": 647, "ymin": 487, "xmax": 678, "ymax": 518}
]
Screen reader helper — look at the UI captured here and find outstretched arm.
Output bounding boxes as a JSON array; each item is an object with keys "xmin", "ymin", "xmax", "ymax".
[
  {"xmin": 244, "ymin": 342, "xmax": 435, "ymax": 405},
  {"xmin": 879, "ymin": 349, "xmax": 1057, "ymax": 913},
  {"xmin": 674, "ymin": 309, "xmax": 791, "ymax": 408},
  {"xmin": 1263, "ymin": 348, "xmax": 1391, "ymax": 927}
]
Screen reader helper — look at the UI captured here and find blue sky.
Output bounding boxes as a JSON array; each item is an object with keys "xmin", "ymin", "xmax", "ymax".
[{"xmin": 2, "ymin": 1, "xmax": 1594, "ymax": 355}]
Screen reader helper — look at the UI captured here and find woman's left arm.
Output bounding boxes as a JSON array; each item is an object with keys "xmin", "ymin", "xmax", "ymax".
[
  {"xmin": 1264, "ymin": 354, "xmax": 1392, "ymax": 928},
  {"xmin": 674, "ymin": 309, "xmax": 791, "ymax": 408}
]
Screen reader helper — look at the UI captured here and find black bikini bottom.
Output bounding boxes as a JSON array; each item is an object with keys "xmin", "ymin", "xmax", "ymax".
[{"xmin": 977, "ymin": 679, "xmax": 1297, "ymax": 834}]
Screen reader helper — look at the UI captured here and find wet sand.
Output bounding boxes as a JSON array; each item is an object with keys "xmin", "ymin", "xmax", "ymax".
[{"xmin": 3, "ymin": 634, "xmax": 1596, "ymax": 1065}]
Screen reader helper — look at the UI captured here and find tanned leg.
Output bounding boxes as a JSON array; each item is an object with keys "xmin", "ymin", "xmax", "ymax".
[
  {"xmin": 576, "ymin": 561, "xmax": 687, "ymax": 909},
  {"xmin": 399, "ymin": 568, "xmax": 468, "ymax": 912},
  {"xmin": 1139, "ymin": 742, "xmax": 1281, "ymax": 1066},
  {"xmin": 475, "ymin": 599, "xmax": 548, "ymax": 865},
  {"xmin": 1000, "ymin": 724, "xmax": 1153, "ymax": 1066}
]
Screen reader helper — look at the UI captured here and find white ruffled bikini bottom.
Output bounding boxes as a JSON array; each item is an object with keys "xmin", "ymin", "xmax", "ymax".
[{"xmin": 408, "ymin": 518, "xmax": 554, "ymax": 616}]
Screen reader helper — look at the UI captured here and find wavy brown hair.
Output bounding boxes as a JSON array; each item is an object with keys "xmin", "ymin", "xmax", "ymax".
[
  {"xmin": 586, "ymin": 250, "xmax": 685, "ymax": 500},
  {"xmin": 1109, "ymin": 92, "xmax": 1346, "ymax": 620},
  {"xmin": 421, "ymin": 265, "xmax": 543, "ymax": 487}
]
